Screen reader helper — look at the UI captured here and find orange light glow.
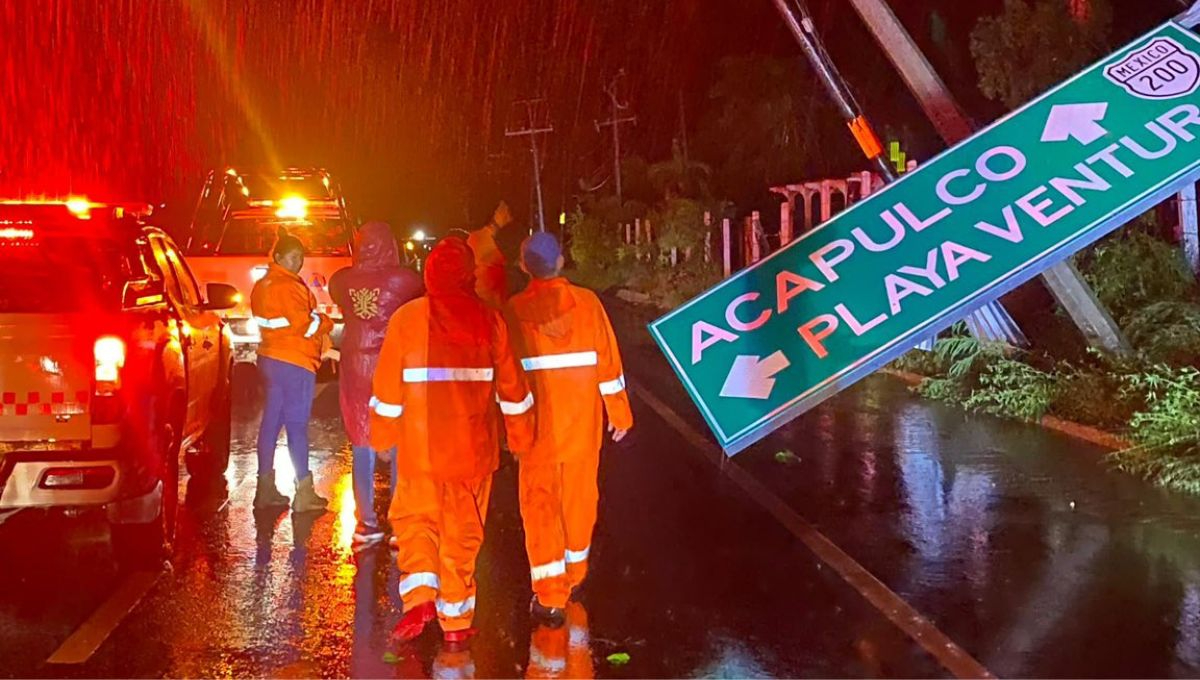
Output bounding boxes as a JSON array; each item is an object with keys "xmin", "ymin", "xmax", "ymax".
[
  {"xmin": 275, "ymin": 195, "xmax": 308, "ymax": 220},
  {"xmin": 65, "ymin": 197, "xmax": 92, "ymax": 219},
  {"xmin": 94, "ymin": 336, "xmax": 126, "ymax": 392}
]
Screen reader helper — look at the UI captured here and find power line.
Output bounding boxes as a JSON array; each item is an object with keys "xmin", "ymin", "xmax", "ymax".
[
  {"xmin": 595, "ymin": 71, "xmax": 638, "ymax": 203},
  {"xmin": 506, "ymin": 98, "xmax": 553, "ymax": 232}
]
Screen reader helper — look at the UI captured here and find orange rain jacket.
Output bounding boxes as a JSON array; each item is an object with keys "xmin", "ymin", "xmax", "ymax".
[
  {"xmin": 467, "ymin": 225, "xmax": 508, "ymax": 308},
  {"xmin": 369, "ymin": 240, "xmax": 534, "ymax": 480},
  {"xmin": 250, "ymin": 262, "xmax": 334, "ymax": 372},
  {"xmin": 505, "ymin": 277, "xmax": 633, "ymax": 465}
]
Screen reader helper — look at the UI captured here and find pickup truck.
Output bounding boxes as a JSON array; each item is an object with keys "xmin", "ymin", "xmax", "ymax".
[{"xmin": 0, "ymin": 200, "xmax": 238, "ymax": 563}]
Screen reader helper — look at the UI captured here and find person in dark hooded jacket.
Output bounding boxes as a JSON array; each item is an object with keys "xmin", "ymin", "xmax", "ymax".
[{"xmin": 329, "ymin": 222, "xmax": 423, "ymax": 545}]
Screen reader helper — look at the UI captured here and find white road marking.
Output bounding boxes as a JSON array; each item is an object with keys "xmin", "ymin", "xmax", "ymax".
[{"xmin": 45, "ymin": 569, "xmax": 161, "ymax": 665}]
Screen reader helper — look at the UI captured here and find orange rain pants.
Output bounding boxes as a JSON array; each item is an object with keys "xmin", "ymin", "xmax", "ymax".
[
  {"xmin": 505, "ymin": 277, "xmax": 633, "ymax": 609},
  {"xmin": 390, "ymin": 474, "xmax": 493, "ymax": 633}
]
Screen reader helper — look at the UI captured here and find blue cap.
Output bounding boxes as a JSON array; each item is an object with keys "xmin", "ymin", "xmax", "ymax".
[{"xmin": 521, "ymin": 232, "xmax": 562, "ymax": 278}]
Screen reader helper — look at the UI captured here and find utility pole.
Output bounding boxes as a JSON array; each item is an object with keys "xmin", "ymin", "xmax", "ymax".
[
  {"xmin": 506, "ymin": 98, "xmax": 553, "ymax": 232},
  {"xmin": 595, "ymin": 71, "xmax": 637, "ymax": 203},
  {"xmin": 843, "ymin": 0, "xmax": 1130, "ymax": 354},
  {"xmin": 769, "ymin": 0, "xmax": 1024, "ymax": 348},
  {"xmin": 768, "ymin": 0, "xmax": 897, "ymax": 182}
]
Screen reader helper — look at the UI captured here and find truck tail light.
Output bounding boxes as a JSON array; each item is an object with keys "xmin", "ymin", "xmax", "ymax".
[{"xmin": 94, "ymin": 336, "xmax": 126, "ymax": 395}]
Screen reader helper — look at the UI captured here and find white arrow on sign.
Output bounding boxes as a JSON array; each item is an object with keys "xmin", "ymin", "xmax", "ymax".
[
  {"xmin": 1040, "ymin": 102, "xmax": 1109, "ymax": 144},
  {"xmin": 720, "ymin": 351, "xmax": 791, "ymax": 400}
]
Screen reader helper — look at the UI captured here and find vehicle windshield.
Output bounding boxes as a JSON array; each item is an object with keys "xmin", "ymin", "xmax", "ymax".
[
  {"xmin": 241, "ymin": 173, "xmax": 333, "ymax": 201},
  {"xmin": 0, "ymin": 235, "xmax": 139, "ymax": 313},
  {"xmin": 209, "ymin": 215, "xmax": 352, "ymax": 256}
]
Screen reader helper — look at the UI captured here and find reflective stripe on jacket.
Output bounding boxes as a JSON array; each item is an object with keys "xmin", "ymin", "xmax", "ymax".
[
  {"xmin": 369, "ymin": 294, "xmax": 534, "ymax": 481},
  {"xmin": 505, "ymin": 277, "xmax": 633, "ymax": 464}
]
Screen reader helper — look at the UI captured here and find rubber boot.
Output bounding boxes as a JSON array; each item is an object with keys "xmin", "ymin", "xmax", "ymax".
[
  {"xmin": 292, "ymin": 474, "xmax": 329, "ymax": 513},
  {"xmin": 530, "ymin": 596, "xmax": 566, "ymax": 629},
  {"xmin": 254, "ymin": 471, "xmax": 289, "ymax": 510}
]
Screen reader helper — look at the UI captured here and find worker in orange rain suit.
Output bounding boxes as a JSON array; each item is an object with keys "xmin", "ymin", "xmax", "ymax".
[
  {"xmin": 251, "ymin": 227, "xmax": 334, "ymax": 513},
  {"xmin": 370, "ymin": 237, "xmax": 535, "ymax": 646},
  {"xmin": 504, "ymin": 232, "xmax": 633, "ymax": 626},
  {"xmin": 467, "ymin": 200, "xmax": 514, "ymax": 308}
]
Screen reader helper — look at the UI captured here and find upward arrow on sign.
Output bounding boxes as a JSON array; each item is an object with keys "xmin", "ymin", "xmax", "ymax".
[
  {"xmin": 1041, "ymin": 102, "xmax": 1110, "ymax": 144},
  {"xmin": 650, "ymin": 19, "xmax": 1200, "ymax": 456}
]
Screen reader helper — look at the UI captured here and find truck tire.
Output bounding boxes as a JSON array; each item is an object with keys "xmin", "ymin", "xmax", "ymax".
[
  {"xmin": 188, "ymin": 365, "xmax": 233, "ymax": 481},
  {"xmin": 113, "ymin": 407, "xmax": 180, "ymax": 568}
]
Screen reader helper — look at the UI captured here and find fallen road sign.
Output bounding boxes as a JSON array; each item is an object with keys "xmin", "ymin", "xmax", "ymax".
[{"xmin": 649, "ymin": 20, "xmax": 1200, "ymax": 455}]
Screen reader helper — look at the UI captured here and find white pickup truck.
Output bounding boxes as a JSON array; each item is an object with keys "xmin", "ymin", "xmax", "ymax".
[{"xmin": 182, "ymin": 168, "xmax": 355, "ymax": 364}]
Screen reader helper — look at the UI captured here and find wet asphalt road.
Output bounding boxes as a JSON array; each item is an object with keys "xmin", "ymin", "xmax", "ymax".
[{"xmin": 3, "ymin": 300, "xmax": 1200, "ymax": 677}]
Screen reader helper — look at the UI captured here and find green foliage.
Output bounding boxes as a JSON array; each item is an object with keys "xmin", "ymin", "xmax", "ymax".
[
  {"xmin": 566, "ymin": 202, "xmax": 635, "ymax": 292},
  {"xmin": 930, "ymin": 330, "xmax": 1008, "ymax": 384},
  {"xmin": 697, "ymin": 55, "xmax": 842, "ymax": 202},
  {"xmin": 1110, "ymin": 365, "xmax": 1200, "ymax": 495},
  {"xmin": 1049, "ymin": 360, "xmax": 1137, "ymax": 430},
  {"xmin": 1077, "ymin": 227, "xmax": 1197, "ymax": 325},
  {"xmin": 963, "ymin": 358, "xmax": 1055, "ymax": 422},
  {"xmin": 648, "ymin": 141, "xmax": 712, "ymax": 200},
  {"xmin": 1124, "ymin": 301, "xmax": 1200, "ymax": 366},
  {"xmin": 971, "ymin": 0, "xmax": 1112, "ymax": 109}
]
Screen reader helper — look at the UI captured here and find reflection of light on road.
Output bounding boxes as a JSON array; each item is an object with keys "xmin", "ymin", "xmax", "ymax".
[
  {"xmin": 694, "ymin": 635, "xmax": 771, "ymax": 678},
  {"xmin": 274, "ymin": 441, "xmax": 297, "ymax": 491},
  {"xmin": 896, "ymin": 404, "xmax": 946, "ymax": 560},
  {"xmin": 1176, "ymin": 582, "xmax": 1200, "ymax": 667},
  {"xmin": 334, "ymin": 473, "xmax": 357, "ymax": 554}
]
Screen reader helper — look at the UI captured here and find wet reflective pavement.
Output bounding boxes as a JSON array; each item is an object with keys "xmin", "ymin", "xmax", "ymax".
[{"xmin": 3, "ymin": 302, "xmax": 1200, "ymax": 676}]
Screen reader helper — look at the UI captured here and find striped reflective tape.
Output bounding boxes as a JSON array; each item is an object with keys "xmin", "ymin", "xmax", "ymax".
[
  {"xmin": 403, "ymin": 367, "xmax": 494, "ymax": 383},
  {"xmin": 529, "ymin": 650, "xmax": 567, "ymax": 673},
  {"xmin": 521, "ymin": 351, "xmax": 598, "ymax": 371},
  {"xmin": 599, "ymin": 374, "xmax": 627, "ymax": 396},
  {"xmin": 369, "ymin": 396, "xmax": 404, "ymax": 418},
  {"xmin": 254, "ymin": 316, "xmax": 291, "ymax": 329},
  {"xmin": 0, "ymin": 390, "xmax": 89, "ymax": 416},
  {"xmin": 399, "ymin": 571, "xmax": 440, "ymax": 595},
  {"xmin": 565, "ymin": 546, "xmax": 590, "ymax": 564},
  {"xmin": 432, "ymin": 662, "xmax": 477, "ymax": 680},
  {"xmin": 304, "ymin": 313, "xmax": 321, "ymax": 338},
  {"xmin": 498, "ymin": 392, "xmax": 534, "ymax": 415},
  {"xmin": 530, "ymin": 559, "xmax": 566, "ymax": 582},
  {"xmin": 436, "ymin": 596, "xmax": 476, "ymax": 618}
]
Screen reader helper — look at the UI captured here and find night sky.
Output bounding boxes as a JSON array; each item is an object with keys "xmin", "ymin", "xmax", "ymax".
[{"xmin": 0, "ymin": 0, "xmax": 1186, "ymax": 231}]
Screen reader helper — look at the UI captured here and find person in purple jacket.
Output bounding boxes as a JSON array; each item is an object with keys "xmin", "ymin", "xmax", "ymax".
[{"xmin": 330, "ymin": 222, "xmax": 423, "ymax": 546}]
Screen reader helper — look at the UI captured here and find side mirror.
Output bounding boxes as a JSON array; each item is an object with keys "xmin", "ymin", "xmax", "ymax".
[
  {"xmin": 203, "ymin": 282, "xmax": 241, "ymax": 311},
  {"xmin": 122, "ymin": 278, "xmax": 165, "ymax": 309}
]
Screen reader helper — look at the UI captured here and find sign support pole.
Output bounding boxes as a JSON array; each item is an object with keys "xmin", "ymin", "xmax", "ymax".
[
  {"xmin": 1180, "ymin": 183, "xmax": 1200, "ymax": 274},
  {"xmin": 845, "ymin": 0, "xmax": 1131, "ymax": 354}
]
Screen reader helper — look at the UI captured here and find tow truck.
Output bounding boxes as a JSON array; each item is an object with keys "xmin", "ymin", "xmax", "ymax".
[
  {"xmin": 0, "ymin": 200, "xmax": 238, "ymax": 562},
  {"xmin": 183, "ymin": 168, "xmax": 355, "ymax": 363}
]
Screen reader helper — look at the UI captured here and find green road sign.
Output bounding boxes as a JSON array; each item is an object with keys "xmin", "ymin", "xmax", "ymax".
[{"xmin": 650, "ymin": 20, "xmax": 1200, "ymax": 455}]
